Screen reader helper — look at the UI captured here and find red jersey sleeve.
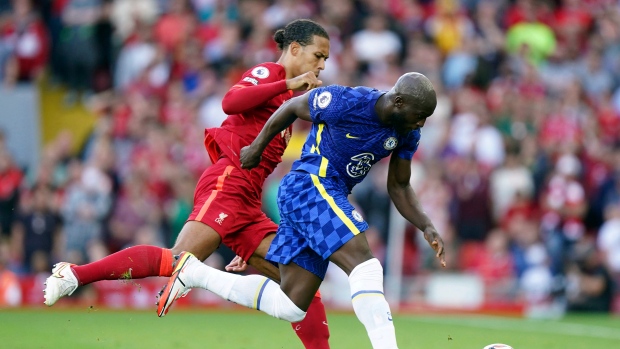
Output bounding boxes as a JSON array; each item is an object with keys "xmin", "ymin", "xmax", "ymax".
[{"xmin": 221, "ymin": 64, "xmax": 288, "ymax": 115}]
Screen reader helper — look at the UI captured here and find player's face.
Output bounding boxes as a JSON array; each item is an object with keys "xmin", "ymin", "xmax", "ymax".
[
  {"xmin": 296, "ymin": 36, "xmax": 330, "ymax": 78},
  {"xmin": 389, "ymin": 95, "xmax": 433, "ymax": 134},
  {"xmin": 392, "ymin": 106, "xmax": 429, "ymax": 135}
]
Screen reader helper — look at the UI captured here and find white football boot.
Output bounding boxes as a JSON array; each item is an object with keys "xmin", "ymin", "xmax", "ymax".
[{"xmin": 44, "ymin": 262, "xmax": 78, "ymax": 306}]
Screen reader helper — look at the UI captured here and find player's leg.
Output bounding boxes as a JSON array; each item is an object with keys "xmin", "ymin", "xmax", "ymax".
[
  {"xmin": 157, "ymin": 207, "xmax": 329, "ymax": 321},
  {"xmin": 157, "ymin": 251, "xmax": 312, "ymax": 321},
  {"xmin": 72, "ymin": 221, "xmax": 220, "ymax": 284},
  {"xmin": 329, "ymin": 233, "xmax": 397, "ymax": 349},
  {"xmin": 296, "ymin": 173, "xmax": 396, "ymax": 349},
  {"xmin": 44, "ymin": 161, "xmax": 233, "ymax": 306},
  {"xmin": 247, "ymin": 235, "xmax": 330, "ymax": 349}
]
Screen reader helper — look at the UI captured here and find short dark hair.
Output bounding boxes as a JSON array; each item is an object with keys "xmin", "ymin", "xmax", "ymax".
[{"xmin": 273, "ymin": 19, "xmax": 329, "ymax": 51}]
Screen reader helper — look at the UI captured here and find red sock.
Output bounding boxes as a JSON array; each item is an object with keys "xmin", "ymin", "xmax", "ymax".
[
  {"xmin": 292, "ymin": 294, "xmax": 330, "ymax": 349},
  {"xmin": 71, "ymin": 245, "xmax": 174, "ymax": 286}
]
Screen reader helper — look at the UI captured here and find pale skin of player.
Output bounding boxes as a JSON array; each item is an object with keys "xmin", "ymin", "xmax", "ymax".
[
  {"xmin": 238, "ymin": 73, "xmax": 446, "ymax": 310},
  {"xmin": 169, "ymin": 35, "xmax": 329, "ymax": 282}
]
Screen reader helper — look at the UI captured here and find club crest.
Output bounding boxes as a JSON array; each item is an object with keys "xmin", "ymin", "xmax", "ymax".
[
  {"xmin": 383, "ymin": 137, "xmax": 398, "ymax": 150},
  {"xmin": 352, "ymin": 210, "xmax": 364, "ymax": 222}
]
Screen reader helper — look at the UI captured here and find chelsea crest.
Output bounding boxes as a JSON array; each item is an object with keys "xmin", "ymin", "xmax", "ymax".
[{"xmin": 383, "ymin": 137, "xmax": 398, "ymax": 150}]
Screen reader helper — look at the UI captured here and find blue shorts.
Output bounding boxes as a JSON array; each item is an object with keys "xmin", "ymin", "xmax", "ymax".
[{"xmin": 266, "ymin": 171, "xmax": 369, "ymax": 279}]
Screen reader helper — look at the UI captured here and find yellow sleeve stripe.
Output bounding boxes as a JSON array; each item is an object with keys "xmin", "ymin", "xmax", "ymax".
[
  {"xmin": 310, "ymin": 174, "xmax": 360, "ymax": 235},
  {"xmin": 319, "ymin": 157, "xmax": 329, "ymax": 177},
  {"xmin": 253, "ymin": 278, "xmax": 271, "ymax": 310},
  {"xmin": 314, "ymin": 124, "xmax": 324, "ymax": 155}
]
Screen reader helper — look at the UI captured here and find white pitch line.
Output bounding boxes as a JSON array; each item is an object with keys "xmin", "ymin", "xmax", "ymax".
[{"xmin": 409, "ymin": 316, "xmax": 620, "ymax": 341}]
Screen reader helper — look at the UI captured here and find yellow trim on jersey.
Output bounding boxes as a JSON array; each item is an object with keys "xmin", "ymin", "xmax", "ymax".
[
  {"xmin": 310, "ymin": 174, "xmax": 360, "ymax": 235},
  {"xmin": 319, "ymin": 157, "xmax": 329, "ymax": 177},
  {"xmin": 314, "ymin": 124, "xmax": 324, "ymax": 154}
]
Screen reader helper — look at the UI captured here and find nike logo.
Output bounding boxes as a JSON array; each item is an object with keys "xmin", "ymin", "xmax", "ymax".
[
  {"xmin": 346, "ymin": 133, "xmax": 360, "ymax": 139},
  {"xmin": 52, "ymin": 264, "xmax": 68, "ymax": 278},
  {"xmin": 387, "ymin": 312, "xmax": 393, "ymax": 321}
]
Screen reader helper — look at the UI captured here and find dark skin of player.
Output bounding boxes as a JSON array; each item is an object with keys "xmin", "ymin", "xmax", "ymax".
[{"xmin": 240, "ymin": 72, "xmax": 446, "ymax": 310}]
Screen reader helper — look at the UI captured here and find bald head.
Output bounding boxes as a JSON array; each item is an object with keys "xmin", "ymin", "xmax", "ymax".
[
  {"xmin": 375, "ymin": 72, "xmax": 436, "ymax": 134},
  {"xmin": 393, "ymin": 72, "xmax": 437, "ymax": 117}
]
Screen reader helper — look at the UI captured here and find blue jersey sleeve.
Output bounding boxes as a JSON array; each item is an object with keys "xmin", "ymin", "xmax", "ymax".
[
  {"xmin": 307, "ymin": 85, "xmax": 346, "ymax": 124},
  {"xmin": 395, "ymin": 129, "xmax": 421, "ymax": 160}
]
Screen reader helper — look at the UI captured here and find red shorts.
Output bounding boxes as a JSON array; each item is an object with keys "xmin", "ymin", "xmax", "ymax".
[{"xmin": 188, "ymin": 157, "xmax": 277, "ymax": 262}]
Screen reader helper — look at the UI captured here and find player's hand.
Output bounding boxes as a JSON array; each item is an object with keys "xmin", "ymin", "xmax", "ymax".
[
  {"xmin": 286, "ymin": 71, "xmax": 323, "ymax": 91},
  {"xmin": 240, "ymin": 145, "xmax": 262, "ymax": 169},
  {"xmin": 423, "ymin": 228, "xmax": 446, "ymax": 268},
  {"xmin": 225, "ymin": 255, "xmax": 248, "ymax": 272}
]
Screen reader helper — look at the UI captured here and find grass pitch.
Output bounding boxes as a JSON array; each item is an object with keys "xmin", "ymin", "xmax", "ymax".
[{"xmin": 1, "ymin": 308, "xmax": 619, "ymax": 348}]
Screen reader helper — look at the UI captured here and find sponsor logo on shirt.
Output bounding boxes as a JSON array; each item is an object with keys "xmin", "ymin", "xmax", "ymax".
[
  {"xmin": 346, "ymin": 153, "xmax": 374, "ymax": 178},
  {"xmin": 242, "ymin": 76, "xmax": 259, "ymax": 85},
  {"xmin": 251, "ymin": 66, "xmax": 270, "ymax": 79}
]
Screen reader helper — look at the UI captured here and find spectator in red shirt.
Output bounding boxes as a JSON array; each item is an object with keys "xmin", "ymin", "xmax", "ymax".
[
  {"xmin": 0, "ymin": 146, "xmax": 23, "ymax": 239},
  {"xmin": 1, "ymin": 0, "xmax": 49, "ymax": 84},
  {"xmin": 154, "ymin": 0, "xmax": 195, "ymax": 54}
]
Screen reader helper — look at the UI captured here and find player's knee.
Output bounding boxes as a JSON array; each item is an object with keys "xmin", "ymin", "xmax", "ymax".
[
  {"xmin": 281, "ymin": 310, "xmax": 306, "ymax": 323},
  {"xmin": 349, "ymin": 258, "xmax": 384, "ymax": 285},
  {"xmin": 273, "ymin": 289, "xmax": 307, "ymax": 322}
]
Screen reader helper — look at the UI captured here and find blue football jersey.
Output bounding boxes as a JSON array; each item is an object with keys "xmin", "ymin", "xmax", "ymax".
[{"xmin": 291, "ymin": 85, "xmax": 421, "ymax": 193}]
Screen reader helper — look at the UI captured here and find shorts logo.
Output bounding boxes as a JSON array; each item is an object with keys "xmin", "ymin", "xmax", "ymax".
[
  {"xmin": 251, "ymin": 66, "xmax": 270, "ymax": 79},
  {"xmin": 215, "ymin": 213, "xmax": 228, "ymax": 225},
  {"xmin": 346, "ymin": 153, "xmax": 374, "ymax": 178},
  {"xmin": 317, "ymin": 91, "xmax": 332, "ymax": 109},
  {"xmin": 352, "ymin": 210, "xmax": 364, "ymax": 222},
  {"xmin": 383, "ymin": 137, "xmax": 398, "ymax": 150},
  {"xmin": 242, "ymin": 76, "xmax": 259, "ymax": 85}
]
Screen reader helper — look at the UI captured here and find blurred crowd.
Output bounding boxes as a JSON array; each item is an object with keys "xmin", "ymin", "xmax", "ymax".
[{"xmin": 0, "ymin": 0, "xmax": 620, "ymax": 313}]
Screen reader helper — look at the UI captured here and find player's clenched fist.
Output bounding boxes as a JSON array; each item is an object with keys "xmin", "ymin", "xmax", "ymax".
[
  {"xmin": 240, "ymin": 145, "xmax": 262, "ymax": 169},
  {"xmin": 286, "ymin": 71, "xmax": 322, "ymax": 91}
]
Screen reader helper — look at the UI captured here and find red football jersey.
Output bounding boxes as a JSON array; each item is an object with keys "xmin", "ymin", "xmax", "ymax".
[{"xmin": 204, "ymin": 62, "xmax": 293, "ymax": 194}]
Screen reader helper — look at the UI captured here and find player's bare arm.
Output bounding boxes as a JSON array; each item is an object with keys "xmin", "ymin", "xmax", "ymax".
[
  {"xmin": 387, "ymin": 154, "xmax": 446, "ymax": 267},
  {"xmin": 240, "ymin": 93, "xmax": 313, "ymax": 169}
]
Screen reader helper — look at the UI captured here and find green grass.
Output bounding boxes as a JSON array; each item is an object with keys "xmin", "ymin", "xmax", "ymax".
[{"xmin": 1, "ymin": 308, "xmax": 619, "ymax": 348}]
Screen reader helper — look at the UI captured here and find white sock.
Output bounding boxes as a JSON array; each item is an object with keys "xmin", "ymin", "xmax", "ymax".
[
  {"xmin": 349, "ymin": 258, "xmax": 398, "ymax": 349},
  {"xmin": 187, "ymin": 264, "xmax": 306, "ymax": 323}
]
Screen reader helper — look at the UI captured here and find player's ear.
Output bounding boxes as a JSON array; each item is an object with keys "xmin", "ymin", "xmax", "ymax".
[
  {"xmin": 394, "ymin": 95, "xmax": 404, "ymax": 109},
  {"xmin": 289, "ymin": 41, "xmax": 301, "ymax": 56}
]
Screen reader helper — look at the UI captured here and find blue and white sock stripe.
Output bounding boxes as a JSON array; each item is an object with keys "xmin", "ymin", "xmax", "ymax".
[
  {"xmin": 253, "ymin": 278, "xmax": 271, "ymax": 310},
  {"xmin": 351, "ymin": 290, "xmax": 384, "ymax": 302}
]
